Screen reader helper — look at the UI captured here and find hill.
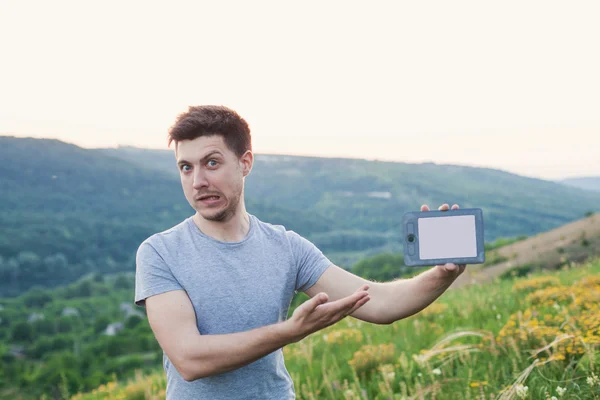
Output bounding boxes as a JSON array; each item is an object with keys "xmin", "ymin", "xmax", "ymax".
[
  {"xmin": 2, "ymin": 136, "xmax": 600, "ymax": 296},
  {"xmin": 103, "ymin": 146, "xmax": 600, "ymax": 240},
  {"xmin": 453, "ymin": 212, "xmax": 600, "ymax": 287},
  {"xmin": 0, "ymin": 136, "xmax": 192, "ymax": 296},
  {"xmin": 0, "ymin": 137, "xmax": 333, "ymax": 296},
  {"xmin": 344, "ymin": 212, "xmax": 600, "ymax": 286},
  {"xmin": 2, "ymin": 249, "xmax": 599, "ymax": 399},
  {"xmin": 559, "ymin": 176, "xmax": 600, "ymax": 192},
  {"xmin": 0, "ymin": 272, "xmax": 160, "ymax": 399},
  {"xmin": 65, "ymin": 257, "xmax": 600, "ymax": 399}
]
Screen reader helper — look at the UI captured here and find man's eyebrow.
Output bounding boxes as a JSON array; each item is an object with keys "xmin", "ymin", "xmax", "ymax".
[{"xmin": 177, "ymin": 151, "xmax": 223, "ymax": 166}]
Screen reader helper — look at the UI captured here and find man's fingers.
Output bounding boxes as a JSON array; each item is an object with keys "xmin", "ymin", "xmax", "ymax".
[
  {"xmin": 423, "ymin": 203, "xmax": 460, "ymax": 212},
  {"xmin": 436, "ymin": 263, "xmax": 467, "ymax": 275},
  {"xmin": 345, "ymin": 294, "xmax": 370, "ymax": 316},
  {"xmin": 356, "ymin": 284, "xmax": 369, "ymax": 292},
  {"xmin": 313, "ymin": 285, "xmax": 367, "ymax": 312},
  {"xmin": 306, "ymin": 285, "xmax": 370, "ymax": 325},
  {"xmin": 309, "ymin": 293, "xmax": 329, "ymax": 311},
  {"xmin": 331, "ymin": 293, "xmax": 369, "ymax": 321},
  {"xmin": 333, "ymin": 290, "xmax": 370, "ymax": 318},
  {"xmin": 323, "ymin": 289, "xmax": 369, "ymax": 315},
  {"xmin": 443, "ymin": 263, "xmax": 458, "ymax": 272}
]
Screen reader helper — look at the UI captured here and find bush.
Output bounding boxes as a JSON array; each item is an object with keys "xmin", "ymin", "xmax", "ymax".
[
  {"xmin": 125, "ymin": 315, "xmax": 143, "ymax": 329},
  {"xmin": 11, "ymin": 321, "xmax": 34, "ymax": 342},
  {"xmin": 499, "ymin": 263, "xmax": 542, "ymax": 280},
  {"xmin": 23, "ymin": 287, "xmax": 53, "ymax": 308}
]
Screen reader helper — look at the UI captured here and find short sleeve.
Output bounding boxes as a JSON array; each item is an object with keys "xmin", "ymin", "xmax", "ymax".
[
  {"xmin": 134, "ymin": 241, "xmax": 184, "ymax": 307},
  {"xmin": 287, "ymin": 231, "xmax": 332, "ymax": 292}
]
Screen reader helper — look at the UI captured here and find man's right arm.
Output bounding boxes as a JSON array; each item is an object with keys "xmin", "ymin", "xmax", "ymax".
[{"xmin": 146, "ymin": 285, "xmax": 370, "ymax": 381}]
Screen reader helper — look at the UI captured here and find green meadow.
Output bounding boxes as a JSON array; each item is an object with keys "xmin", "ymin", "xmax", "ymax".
[{"xmin": 68, "ymin": 256, "xmax": 600, "ymax": 400}]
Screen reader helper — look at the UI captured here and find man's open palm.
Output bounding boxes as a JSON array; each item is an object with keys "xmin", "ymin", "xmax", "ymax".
[{"xmin": 287, "ymin": 285, "xmax": 370, "ymax": 341}]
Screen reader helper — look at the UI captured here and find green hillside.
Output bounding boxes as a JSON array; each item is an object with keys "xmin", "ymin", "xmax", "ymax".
[
  {"xmin": 105, "ymin": 146, "xmax": 600, "ymax": 248},
  {"xmin": 0, "ymin": 272, "xmax": 161, "ymax": 399},
  {"xmin": 3, "ymin": 254, "xmax": 600, "ymax": 399},
  {"xmin": 34, "ymin": 256, "xmax": 600, "ymax": 400},
  {"xmin": 0, "ymin": 138, "xmax": 332, "ymax": 297},
  {"xmin": 0, "ymin": 137, "xmax": 190, "ymax": 297},
  {"xmin": 2, "ymin": 136, "xmax": 600, "ymax": 297}
]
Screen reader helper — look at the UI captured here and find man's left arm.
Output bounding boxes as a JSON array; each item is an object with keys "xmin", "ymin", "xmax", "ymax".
[{"xmin": 304, "ymin": 203, "xmax": 466, "ymax": 325}]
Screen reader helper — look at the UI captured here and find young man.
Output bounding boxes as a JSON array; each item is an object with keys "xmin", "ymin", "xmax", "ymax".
[{"xmin": 134, "ymin": 105, "xmax": 465, "ymax": 399}]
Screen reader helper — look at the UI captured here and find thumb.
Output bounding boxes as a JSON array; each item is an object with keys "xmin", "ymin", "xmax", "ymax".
[{"xmin": 443, "ymin": 263, "xmax": 458, "ymax": 272}]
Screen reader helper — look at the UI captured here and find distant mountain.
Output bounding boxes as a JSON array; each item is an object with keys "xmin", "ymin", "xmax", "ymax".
[
  {"xmin": 98, "ymin": 146, "xmax": 177, "ymax": 176},
  {"xmin": 0, "ymin": 138, "xmax": 333, "ymax": 296},
  {"xmin": 0, "ymin": 137, "xmax": 190, "ymax": 296},
  {"xmin": 104, "ymin": 146, "xmax": 600, "ymax": 241},
  {"xmin": 2, "ymin": 136, "xmax": 600, "ymax": 296},
  {"xmin": 559, "ymin": 176, "xmax": 600, "ymax": 192}
]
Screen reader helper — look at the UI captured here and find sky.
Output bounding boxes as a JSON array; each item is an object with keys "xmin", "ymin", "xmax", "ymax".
[{"xmin": 1, "ymin": 0, "xmax": 599, "ymax": 180}]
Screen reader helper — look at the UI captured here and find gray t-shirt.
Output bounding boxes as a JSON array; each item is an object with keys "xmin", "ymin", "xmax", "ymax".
[{"xmin": 134, "ymin": 213, "xmax": 331, "ymax": 399}]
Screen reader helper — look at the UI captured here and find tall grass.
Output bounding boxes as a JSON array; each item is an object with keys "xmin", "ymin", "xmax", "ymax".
[{"xmin": 72, "ymin": 256, "xmax": 600, "ymax": 399}]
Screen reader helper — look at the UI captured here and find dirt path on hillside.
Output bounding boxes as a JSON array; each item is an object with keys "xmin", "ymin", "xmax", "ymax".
[{"xmin": 450, "ymin": 214, "xmax": 600, "ymax": 289}]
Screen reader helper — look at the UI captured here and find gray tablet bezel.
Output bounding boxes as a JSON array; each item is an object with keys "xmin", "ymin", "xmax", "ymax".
[{"xmin": 402, "ymin": 207, "xmax": 485, "ymax": 266}]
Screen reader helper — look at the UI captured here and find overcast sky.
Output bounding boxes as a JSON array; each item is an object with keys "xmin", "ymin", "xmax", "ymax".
[{"xmin": 1, "ymin": 0, "xmax": 598, "ymax": 180}]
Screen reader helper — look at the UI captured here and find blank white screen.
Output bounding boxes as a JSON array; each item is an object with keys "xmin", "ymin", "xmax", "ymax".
[{"xmin": 418, "ymin": 215, "xmax": 476, "ymax": 259}]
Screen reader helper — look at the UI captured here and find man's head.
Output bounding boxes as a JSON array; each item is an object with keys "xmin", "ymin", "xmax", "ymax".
[{"xmin": 168, "ymin": 105, "xmax": 253, "ymax": 222}]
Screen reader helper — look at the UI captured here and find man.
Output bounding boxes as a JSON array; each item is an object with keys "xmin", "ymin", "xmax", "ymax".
[{"xmin": 134, "ymin": 105, "xmax": 465, "ymax": 399}]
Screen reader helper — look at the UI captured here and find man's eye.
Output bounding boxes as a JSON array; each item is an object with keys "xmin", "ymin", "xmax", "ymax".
[
  {"xmin": 207, "ymin": 160, "xmax": 218, "ymax": 167},
  {"xmin": 181, "ymin": 165, "xmax": 191, "ymax": 172}
]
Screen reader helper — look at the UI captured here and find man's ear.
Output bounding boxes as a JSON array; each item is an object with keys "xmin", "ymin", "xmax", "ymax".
[{"xmin": 240, "ymin": 150, "xmax": 253, "ymax": 177}]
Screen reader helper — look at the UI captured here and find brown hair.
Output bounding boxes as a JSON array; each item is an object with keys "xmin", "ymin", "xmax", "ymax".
[{"xmin": 168, "ymin": 105, "xmax": 252, "ymax": 158}]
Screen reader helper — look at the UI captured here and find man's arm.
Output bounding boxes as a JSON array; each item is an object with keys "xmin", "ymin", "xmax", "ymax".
[
  {"xmin": 305, "ymin": 203, "xmax": 466, "ymax": 325},
  {"xmin": 305, "ymin": 263, "xmax": 462, "ymax": 324},
  {"xmin": 145, "ymin": 286, "xmax": 370, "ymax": 381}
]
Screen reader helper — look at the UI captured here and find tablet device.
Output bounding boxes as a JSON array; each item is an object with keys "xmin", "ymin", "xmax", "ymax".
[{"xmin": 402, "ymin": 207, "xmax": 485, "ymax": 267}]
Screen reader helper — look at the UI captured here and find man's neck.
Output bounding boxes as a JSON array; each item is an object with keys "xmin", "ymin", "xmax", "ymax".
[{"xmin": 192, "ymin": 207, "xmax": 251, "ymax": 243}]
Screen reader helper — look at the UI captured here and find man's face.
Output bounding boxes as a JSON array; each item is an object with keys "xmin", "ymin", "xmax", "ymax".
[{"xmin": 175, "ymin": 135, "xmax": 251, "ymax": 222}]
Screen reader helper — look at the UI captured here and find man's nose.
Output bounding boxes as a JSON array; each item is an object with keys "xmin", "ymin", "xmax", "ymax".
[{"xmin": 192, "ymin": 169, "xmax": 209, "ymax": 189}]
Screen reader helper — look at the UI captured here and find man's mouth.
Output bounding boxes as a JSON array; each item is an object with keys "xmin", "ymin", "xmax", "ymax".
[{"xmin": 197, "ymin": 195, "xmax": 222, "ymax": 204}]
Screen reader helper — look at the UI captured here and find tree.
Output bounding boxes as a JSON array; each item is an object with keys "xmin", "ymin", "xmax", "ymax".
[
  {"xmin": 93, "ymin": 316, "xmax": 111, "ymax": 334},
  {"xmin": 32, "ymin": 318, "xmax": 56, "ymax": 335},
  {"xmin": 91, "ymin": 272, "xmax": 105, "ymax": 283},
  {"xmin": 65, "ymin": 280, "xmax": 93, "ymax": 299},
  {"xmin": 125, "ymin": 314, "xmax": 142, "ymax": 329},
  {"xmin": 17, "ymin": 251, "xmax": 43, "ymax": 280},
  {"xmin": 351, "ymin": 253, "xmax": 422, "ymax": 282},
  {"xmin": 114, "ymin": 274, "xmax": 132, "ymax": 290},
  {"xmin": 43, "ymin": 253, "xmax": 68, "ymax": 276},
  {"xmin": 56, "ymin": 317, "xmax": 74, "ymax": 334},
  {"xmin": 23, "ymin": 287, "xmax": 53, "ymax": 308},
  {"xmin": 11, "ymin": 321, "xmax": 33, "ymax": 342}
]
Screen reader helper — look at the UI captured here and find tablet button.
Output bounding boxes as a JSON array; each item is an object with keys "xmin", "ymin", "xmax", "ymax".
[
  {"xmin": 407, "ymin": 223, "xmax": 414, "ymax": 234},
  {"xmin": 407, "ymin": 244, "xmax": 415, "ymax": 255}
]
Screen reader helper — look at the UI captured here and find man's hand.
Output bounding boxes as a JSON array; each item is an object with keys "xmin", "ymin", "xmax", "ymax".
[
  {"xmin": 285, "ymin": 285, "xmax": 370, "ymax": 342},
  {"xmin": 420, "ymin": 203, "xmax": 467, "ymax": 276}
]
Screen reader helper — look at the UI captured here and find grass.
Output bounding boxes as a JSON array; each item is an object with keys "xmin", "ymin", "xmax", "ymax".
[{"xmin": 70, "ymin": 256, "xmax": 600, "ymax": 399}]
